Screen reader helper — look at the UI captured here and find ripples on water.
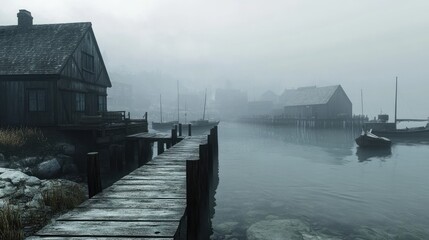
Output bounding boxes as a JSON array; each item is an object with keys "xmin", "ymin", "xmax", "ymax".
[{"xmin": 211, "ymin": 122, "xmax": 429, "ymax": 239}]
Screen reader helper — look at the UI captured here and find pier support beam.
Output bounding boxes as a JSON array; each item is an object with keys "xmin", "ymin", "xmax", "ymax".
[
  {"xmin": 157, "ymin": 141, "xmax": 165, "ymax": 155},
  {"xmin": 87, "ymin": 152, "xmax": 102, "ymax": 198}
]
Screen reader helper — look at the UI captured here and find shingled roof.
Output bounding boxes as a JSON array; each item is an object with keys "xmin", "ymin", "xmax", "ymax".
[
  {"xmin": 279, "ymin": 85, "xmax": 341, "ymax": 107},
  {"xmin": 0, "ymin": 22, "xmax": 91, "ymax": 75}
]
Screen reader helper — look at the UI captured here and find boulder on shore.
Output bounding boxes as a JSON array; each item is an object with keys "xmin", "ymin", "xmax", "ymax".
[{"xmin": 33, "ymin": 158, "xmax": 62, "ymax": 179}]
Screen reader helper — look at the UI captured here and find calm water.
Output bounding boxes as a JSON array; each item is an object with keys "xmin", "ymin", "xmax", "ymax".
[{"xmin": 211, "ymin": 122, "xmax": 429, "ymax": 239}]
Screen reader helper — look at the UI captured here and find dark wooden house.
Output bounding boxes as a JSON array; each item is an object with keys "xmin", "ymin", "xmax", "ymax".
[
  {"xmin": 0, "ymin": 10, "xmax": 111, "ymax": 127},
  {"xmin": 279, "ymin": 85, "xmax": 352, "ymax": 119}
]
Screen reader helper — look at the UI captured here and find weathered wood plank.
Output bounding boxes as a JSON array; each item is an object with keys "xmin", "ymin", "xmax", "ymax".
[
  {"xmin": 114, "ymin": 179, "xmax": 185, "ymax": 185},
  {"xmin": 121, "ymin": 175, "xmax": 185, "ymax": 181},
  {"xmin": 32, "ymin": 136, "xmax": 208, "ymax": 239},
  {"xmin": 35, "ymin": 221, "xmax": 178, "ymax": 237},
  {"xmin": 28, "ymin": 237, "xmax": 172, "ymax": 240},
  {"xmin": 105, "ymin": 184, "xmax": 185, "ymax": 192},
  {"xmin": 78, "ymin": 198, "xmax": 186, "ymax": 209},
  {"xmin": 58, "ymin": 208, "xmax": 184, "ymax": 221},
  {"xmin": 92, "ymin": 190, "xmax": 185, "ymax": 199}
]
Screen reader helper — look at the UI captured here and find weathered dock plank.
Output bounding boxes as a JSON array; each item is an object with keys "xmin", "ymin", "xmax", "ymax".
[
  {"xmin": 78, "ymin": 198, "xmax": 186, "ymax": 209},
  {"xmin": 58, "ymin": 208, "xmax": 184, "ymax": 221},
  {"xmin": 35, "ymin": 221, "xmax": 178, "ymax": 238},
  {"xmin": 33, "ymin": 135, "xmax": 209, "ymax": 239}
]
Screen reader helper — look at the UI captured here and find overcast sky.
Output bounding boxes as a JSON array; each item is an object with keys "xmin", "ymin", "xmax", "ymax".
[{"xmin": 1, "ymin": 0, "xmax": 429, "ymax": 119}]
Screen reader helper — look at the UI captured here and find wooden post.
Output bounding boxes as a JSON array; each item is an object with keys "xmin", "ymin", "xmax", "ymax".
[
  {"xmin": 137, "ymin": 140, "xmax": 143, "ymax": 167},
  {"xmin": 187, "ymin": 144, "xmax": 210, "ymax": 240},
  {"xmin": 139, "ymin": 141, "xmax": 152, "ymax": 166},
  {"xmin": 213, "ymin": 126, "xmax": 218, "ymax": 157},
  {"xmin": 157, "ymin": 141, "xmax": 165, "ymax": 155},
  {"xmin": 171, "ymin": 128, "xmax": 178, "ymax": 145},
  {"xmin": 188, "ymin": 124, "xmax": 192, "ymax": 136},
  {"xmin": 207, "ymin": 134, "xmax": 214, "ymax": 183},
  {"xmin": 109, "ymin": 144, "xmax": 123, "ymax": 173},
  {"xmin": 125, "ymin": 140, "xmax": 135, "ymax": 168},
  {"xmin": 186, "ymin": 159, "xmax": 200, "ymax": 240},
  {"xmin": 178, "ymin": 123, "xmax": 182, "ymax": 136},
  {"xmin": 87, "ymin": 152, "xmax": 102, "ymax": 198}
]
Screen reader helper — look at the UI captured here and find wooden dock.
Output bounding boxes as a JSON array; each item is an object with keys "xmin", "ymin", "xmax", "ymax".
[{"xmin": 29, "ymin": 126, "xmax": 218, "ymax": 240}]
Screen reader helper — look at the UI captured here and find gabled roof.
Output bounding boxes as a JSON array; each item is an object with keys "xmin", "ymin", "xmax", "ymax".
[
  {"xmin": 0, "ymin": 22, "xmax": 91, "ymax": 75},
  {"xmin": 260, "ymin": 90, "xmax": 278, "ymax": 101},
  {"xmin": 279, "ymin": 85, "xmax": 341, "ymax": 107}
]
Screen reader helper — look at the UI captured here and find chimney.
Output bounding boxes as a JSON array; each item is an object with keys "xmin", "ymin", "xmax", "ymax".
[{"xmin": 17, "ymin": 9, "xmax": 33, "ymax": 28}]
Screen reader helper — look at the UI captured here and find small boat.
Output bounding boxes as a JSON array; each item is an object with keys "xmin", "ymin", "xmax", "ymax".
[
  {"xmin": 190, "ymin": 119, "xmax": 219, "ymax": 129},
  {"xmin": 355, "ymin": 130, "xmax": 392, "ymax": 148},
  {"xmin": 187, "ymin": 88, "xmax": 219, "ymax": 132},
  {"xmin": 364, "ymin": 77, "xmax": 429, "ymax": 139},
  {"xmin": 152, "ymin": 120, "xmax": 179, "ymax": 131}
]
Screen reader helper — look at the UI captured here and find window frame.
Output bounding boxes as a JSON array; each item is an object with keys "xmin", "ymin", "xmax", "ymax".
[
  {"xmin": 98, "ymin": 95, "xmax": 107, "ymax": 112},
  {"xmin": 28, "ymin": 89, "xmax": 47, "ymax": 112},
  {"xmin": 75, "ymin": 92, "xmax": 86, "ymax": 112}
]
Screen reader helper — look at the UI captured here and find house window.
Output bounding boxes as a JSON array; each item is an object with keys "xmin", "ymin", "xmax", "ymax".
[
  {"xmin": 75, "ymin": 93, "xmax": 85, "ymax": 112},
  {"xmin": 82, "ymin": 51, "xmax": 94, "ymax": 73},
  {"xmin": 98, "ymin": 96, "xmax": 106, "ymax": 112},
  {"xmin": 28, "ymin": 89, "xmax": 46, "ymax": 112}
]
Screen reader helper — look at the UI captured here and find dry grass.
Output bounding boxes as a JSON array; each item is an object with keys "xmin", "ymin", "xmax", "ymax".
[
  {"xmin": 0, "ymin": 127, "xmax": 48, "ymax": 156},
  {"xmin": 0, "ymin": 203, "xmax": 24, "ymax": 240},
  {"xmin": 43, "ymin": 183, "xmax": 86, "ymax": 212}
]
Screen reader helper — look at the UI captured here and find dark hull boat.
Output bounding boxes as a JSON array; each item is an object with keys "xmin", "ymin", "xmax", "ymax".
[
  {"xmin": 151, "ymin": 121, "xmax": 178, "ymax": 131},
  {"xmin": 371, "ymin": 126, "xmax": 429, "ymax": 139},
  {"xmin": 364, "ymin": 77, "xmax": 429, "ymax": 140},
  {"xmin": 355, "ymin": 131, "xmax": 392, "ymax": 148},
  {"xmin": 189, "ymin": 119, "xmax": 219, "ymax": 130}
]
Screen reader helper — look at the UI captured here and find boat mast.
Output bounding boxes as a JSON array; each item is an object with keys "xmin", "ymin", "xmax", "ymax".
[
  {"xmin": 394, "ymin": 76, "xmax": 398, "ymax": 127},
  {"xmin": 160, "ymin": 94, "xmax": 163, "ymax": 123},
  {"xmin": 361, "ymin": 89, "xmax": 364, "ymax": 116},
  {"xmin": 203, "ymin": 88, "xmax": 207, "ymax": 120},
  {"xmin": 177, "ymin": 80, "xmax": 180, "ymax": 123},
  {"xmin": 184, "ymin": 99, "xmax": 187, "ymax": 124}
]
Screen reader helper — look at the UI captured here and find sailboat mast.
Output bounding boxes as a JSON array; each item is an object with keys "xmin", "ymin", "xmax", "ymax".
[
  {"xmin": 177, "ymin": 80, "xmax": 180, "ymax": 123},
  {"xmin": 160, "ymin": 94, "xmax": 163, "ymax": 123},
  {"xmin": 394, "ymin": 77, "xmax": 398, "ymax": 126},
  {"xmin": 203, "ymin": 88, "xmax": 207, "ymax": 120},
  {"xmin": 361, "ymin": 89, "xmax": 363, "ymax": 116}
]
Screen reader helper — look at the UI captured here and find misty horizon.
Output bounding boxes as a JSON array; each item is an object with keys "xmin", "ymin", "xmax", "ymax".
[{"xmin": 1, "ymin": 0, "xmax": 428, "ymax": 119}]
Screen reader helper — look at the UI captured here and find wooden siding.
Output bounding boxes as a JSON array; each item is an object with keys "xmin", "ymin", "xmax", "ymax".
[
  {"xmin": 0, "ymin": 80, "xmax": 55, "ymax": 126},
  {"xmin": 60, "ymin": 28, "xmax": 110, "ymax": 88},
  {"xmin": 326, "ymin": 86, "xmax": 352, "ymax": 118},
  {"xmin": 284, "ymin": 87, "xmax": 352, "ymax": 119}
]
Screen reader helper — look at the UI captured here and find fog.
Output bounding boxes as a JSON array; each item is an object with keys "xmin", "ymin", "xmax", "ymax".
[{"xmin": 2, "ymin": 0, "xmax": 429, "ymax": 119}]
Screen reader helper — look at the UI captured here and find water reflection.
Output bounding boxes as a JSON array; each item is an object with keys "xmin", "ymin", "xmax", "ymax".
[
  {"xmin": 212, "ymin": 122, "xmax": 429, "ymax": 239},
  {"xmin": 240, "ymin": 123, "xmax": 358, "ymax": 164},
  {"xmin": 355, "ymin": 147, "xmax": 392, "ymax": 162}
]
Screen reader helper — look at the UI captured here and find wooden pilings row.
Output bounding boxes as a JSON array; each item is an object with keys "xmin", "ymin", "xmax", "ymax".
[{"xmin": 186, "ymin": 126, "xmax": 218, "ymax": 240}]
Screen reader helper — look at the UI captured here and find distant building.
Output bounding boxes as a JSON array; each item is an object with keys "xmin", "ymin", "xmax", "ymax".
[
  {"xmin": 279, "ymin": 85, "xmax": 352, "ymax": 119},
  {"xmin": 246, "ymin": 101, "xmax": 274, "ymax": 116},
  {"xmin": 215, "ymin": 88, "xmax": 248, "ymax": 119},
  {"xmin": 259, "ymin": 90, "xmax": 279, "ymax": 103},
  {"xmin": 0, "ymin": 10, "xmax": 111, "ymax": 126}
]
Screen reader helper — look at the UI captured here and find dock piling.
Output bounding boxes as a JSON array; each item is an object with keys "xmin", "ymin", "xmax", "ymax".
[
  {"xmin": 172, "ymin": 128, "xmax": 178, "ymax": 145},
  {"xmin": 188, "ymin": 124, "xmax": 192, "ymax": 136},
  {"xmin": 179, "ymin": 123, "xmax": 182, "ymax": 136},
  {"xmin": 87, "ymin": 152, "xmax": 102, "ymax": 198},
  {"xmin": 157, "ymin": 141, "xmax": 165, "ymax": 155}
]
